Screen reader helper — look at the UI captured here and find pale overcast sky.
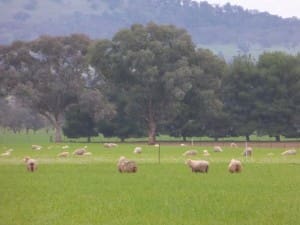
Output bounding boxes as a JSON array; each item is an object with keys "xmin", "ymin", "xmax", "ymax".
[{"xmin": 195, "ymin": 0, "xmax": 300, "ymax": 18}]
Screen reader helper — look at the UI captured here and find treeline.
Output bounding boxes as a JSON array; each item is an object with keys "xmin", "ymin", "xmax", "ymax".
[{"xmin": 0, "ymin": 23, "xmax": 300, "ymax": 144}]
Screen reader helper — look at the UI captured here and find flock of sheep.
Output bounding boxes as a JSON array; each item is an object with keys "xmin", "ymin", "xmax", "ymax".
[{"xmin": 0, "ymin": 142, "xmax": 298, "ymax": 173}]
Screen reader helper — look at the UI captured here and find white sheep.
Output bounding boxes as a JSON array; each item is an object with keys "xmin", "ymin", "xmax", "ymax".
[
  {"xmin": 230, "ymin": 142, "xmax": 238, "ymax": 148},
  {"xmin": 228, "ymin": 159, "xmax": 242, "ymax": 173},
  {"xmin": 62, "ymin": 145, "xmax": 69, "ymax": 149},
  {"xmin": 183, "ymin": 150, "xmax": 198, "ymax": 156},
  {"xmin": 213, "ymin": 146, "xmax": 223, "ymax": 152},
  {"xmin": 57, "ymin": 151, "xmax": 69, "ymax": 157},
  {"xmin": 31, "ymin": 145, "xmax": 42, "ymax": 150},
  {"xmin": 154, "ymin": 144, "xmax": 160, "ymax": 147},
  {"xmin": 281, "ymin": 149, "xmax": 297, "ymax": 156},
  {"xmin": 23, "ymin": 156, "xmax": 38, "ymax": 172},
  {"xmin": 180, "ymin": 143, "xmax": 186, "ymax": 147},
  {"xmin": 117, "ymin": 156, "xmax": 137, "ymax": 173},
  {"xmin": 104, "ymin": 143, "xmax": 118, "ymax": 148},
  {"xmin": 186, "ymin": 159, "xmax": 209, "ymax": 173},
  {"xmin": 83, "ymin": 152, "xmax": 92, "ymax": 156},
  {"xmin": 243, "ymin": 147, "xmax": 253, "ymax": 156},
  {"xmin": 1, "ymin": 149, "xmax": 13, "ymax": 157},
  {"xmin": 203, "ymin": 150, "xmax": 210, "ymax": 156},
  {"xmin": 133, "ymin": 147, "xmax": 142, "ymax": 154}
]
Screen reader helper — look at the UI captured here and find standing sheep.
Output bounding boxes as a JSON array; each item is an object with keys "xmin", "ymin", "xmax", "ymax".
[
  {"xmin": 117, "ymin": 156, "xmax": 137, "ymax": 173},
  {"xmin": 24, "ymin": 156, "xmax": 38, "ymax": 172},
  {"xmin": 228, "ymin": 159, "xmax": 242, "ymax": 173},
  {"xmin": 186, "ymin": 159, "xmax": 209, "ymax": 173},
  {"xmin": 183, "ymin": 150, "xmax": 198, "ymax": 156},
  {"xmin": 133, "ymin": 147, "xmax": 142, "ymax": 154},
  {"xmin": 243, "ymin": 147, "xmax": 253, "ymax": 156}
]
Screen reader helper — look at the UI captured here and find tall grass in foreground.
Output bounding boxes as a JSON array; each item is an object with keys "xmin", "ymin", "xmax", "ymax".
[{"xmin": 0, "ymin": 132, "xmax": 299, "ymax": 225}]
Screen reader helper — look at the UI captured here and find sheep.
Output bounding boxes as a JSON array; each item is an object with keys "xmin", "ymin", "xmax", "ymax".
[
  {"xmin": 203, "ymin": 150, "xmax": 210, "ymax": 156},
  {"xmin": 213, "ymin": 146, "xmax": 223, "ymax": 152},
  {"xmin": 57, "ymin": 151, "xmax": 69, "ymax": 157},
  {"xmin": 230, "ymin": 142, "xmax": 238, "ymax": 148},
  {"xmin": 83, "ymin": 152, "xmax": 92, "ymax": 156},
  {"xmin": 243, "ymin": 147, "xmax": 253, "ymax": 156},
  {"xmin": 117, "ymin": 156, "xmax": 137, "ymax": 173},
  {"xmin": 281, "ymin": 149, "xmax": 297, "ymax": 156},
  {"xmin": 186, "ymin": 159, "xmax": 209, "ymax": 173},
  {"xmin": 228, "ymin": 159, "xmax": 242, "ymax": 173},
  {"xmin": 73, "ymin": 148, "xmax": 86, "ymax": 156},
  {"xmin": 23, "ymin": 156, "xmax": 37, "ymax": 172},
  {"xmin": 180, "ymin": 143, "xmax": 186, "ymax": 147},
  {"xmin": 62, "ymin": 145, "xmax": 69, "ymax": 149},
  {"xmin": 31, "ymin": 145, "xmax": 42, "ymax": 150},
  {"xmin": 133, "ymin": 147, "xmax": 142, "ymax": 154},
  {"xmin": 154, "ymin": 144, "xmax": 160, "ymax": 147},
  {"xmin": 182, "ymin": 150, "xmax": 198, "ymax": 156},
  {"xmin": 1, "ymin": 149, "xmax": 13, "ymax": 157},
  {"xmin": 104, "ymin": 143, "xmax": 118, "ymax": 148}
]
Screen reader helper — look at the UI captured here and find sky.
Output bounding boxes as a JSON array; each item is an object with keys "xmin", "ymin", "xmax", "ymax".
[{"xmin": 195, "ymin": 0, "xmax": 300, "ymax": 18}]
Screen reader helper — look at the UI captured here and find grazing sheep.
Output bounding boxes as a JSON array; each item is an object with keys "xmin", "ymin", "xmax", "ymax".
[
  {"xmin": 281, "ymin": 149, "xmax": 297, "ymax": 156},
  {"xmin": 73, "ymin": 148, "xmax": 86, "ymax": 156},
  {"xmin": 133, "ymin": 147, "xmax": 142, "ymax": 154},
  {"xmin": 228, "ymin": 159, "xmax": 242, "ymax": 173},
  {"xmin": 117, "ymin": 156, "xmax": 137, "ymax": 173},
  {"xmin": 104, "ymin": 143, "xmax": 118, "ymax": 148},
  {"xmin": 213, "ymin": 146, "xmax": 223, "ymax": 152},
  {"xmin": 183, "ymin": 150, "xmax": 198, "ymax": 156},
  {"xmin": 203, "ymin": 150, "xmax": 210, "ymax": 156},
  {"xmin": 230, "ymin": 142, "xmax": 238, "ymax": 148},
  {"xmin": 57, "ymin": 151, "xmax": 69, "ymax": 157},
  {"xmin": 1, "ymin": 149, "xmax": 13, "ymax": 157},
  {"xmin": 243, "ymin": 147, "xmax": 253, "ymax": 156},
  {"xmin": 186, "ymin": 159, "xmax": 209, "ymax": 173},
  {"xmin": 23, "ymin": 156, "xmax": 37, "ymax": 172},
  {"xmin": 31, "ymin": 145, "xmax": 42, "ymax": 150},
  {"xmin": 83, "ymin": 152, "xmax": 92, "ymax": 156}
]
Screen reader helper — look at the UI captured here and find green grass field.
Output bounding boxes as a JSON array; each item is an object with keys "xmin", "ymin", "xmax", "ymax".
[{"xmin": 0, "ymin": 131, "xmax": 299, "ymax": 225}]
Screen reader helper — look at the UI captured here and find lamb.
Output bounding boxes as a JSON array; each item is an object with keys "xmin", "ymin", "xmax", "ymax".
[
  {"xmin": 186, "ymin": 159, "xmax": 209, "ymax": 173},
  {"xmin": 117, "ymin": 156, "xmax": 137, "ymax": 173},
  {"xmin": 73, "ymin": 148, "xmax": 86, "ymax": 155},
  {"xmin": 228, "ymin": 159, "xmax": 242, "ymax": 173},
  {"xmin": 133, "ymin": 147, "xmax": 142, "ymax": 154},
  {"xmin": 23, "ymin": 156, "xmax": 37, "ymax": 172},
  {"xmin": 57, "ymin": 151, "xmax": 69, "ymax": 157},
  {"xmin": 243, "ymin": 147, "xmax": 253, "ymax": 156},
  {"xmin": 281, "ymin": 149, "xmax": 297, "ymax": 156},
  {"xmin": 213, "ymin": 146, "xmax": 223, "ymax": 152},
  {"xmin": 183, "ymin": 150, "xmax": 198, "ymax": 156}
]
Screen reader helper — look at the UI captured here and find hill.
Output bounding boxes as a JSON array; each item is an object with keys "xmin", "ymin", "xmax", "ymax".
[{"xmin": 1, "ymin": 0, "xmax": 300, "ymax": 59}]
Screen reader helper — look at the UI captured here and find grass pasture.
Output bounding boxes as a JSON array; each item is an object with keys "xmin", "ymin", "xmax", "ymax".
[{"xmin": 0, "ymin": 137, "xmax": 300, "ymax": 225}]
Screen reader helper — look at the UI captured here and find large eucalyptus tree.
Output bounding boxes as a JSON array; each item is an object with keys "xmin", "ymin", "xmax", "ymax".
[{"xmin": 89, "ymin": 23, "xmax": 198, "ymax": 144}]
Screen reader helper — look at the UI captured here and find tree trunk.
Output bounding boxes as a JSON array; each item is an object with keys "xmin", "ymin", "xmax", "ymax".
[
  {"xmin": 246, "ymin": 135, "xmax": 250, "ymax": 142},
  {"xmin": 148, "ymin": 120, "xmax": 156, "ymax": 145},
  {"xmin": 275, "ymin": 135, "xmax": 280, "ymax": 142},
  {"xmin": 54, "ymin": 120, "xmax": 63, "ymax": 143},
  {"xmin": 182, "ymin": 136, "xmax": 186, "ymax": 142},
  {"xmin": 87, "ymin": 136, "xmax": 91, "ymax": 143}
]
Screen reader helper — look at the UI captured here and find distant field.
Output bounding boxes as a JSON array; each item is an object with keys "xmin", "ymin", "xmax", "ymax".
[{"xmin": 0, "ymin": 130, "xmax": 299, "ymax": 225}]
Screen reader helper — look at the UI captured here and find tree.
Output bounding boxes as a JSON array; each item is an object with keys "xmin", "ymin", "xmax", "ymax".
[
  {"xmin": 63, "ymin": 89, "xmax": 115, "ymax": 142},
  {"xmin": 89, "ymin": 23, "xmax": 198, "ymax": 144},
  {"xmin": 0, "ymin": 34, "xmax": 91, "ymax": 142},
  {"xmin": 256, "ymin": 52, "xmax": 300, "ymax": 141},
  {"xmin": 222, "ymin": 55, "xmax": 259, "ymax": 141}
]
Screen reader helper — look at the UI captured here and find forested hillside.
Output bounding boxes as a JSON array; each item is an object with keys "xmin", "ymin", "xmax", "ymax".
[{"xmin": 1, "ymin": 0, "xmax": 300, "ymax": 59}]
